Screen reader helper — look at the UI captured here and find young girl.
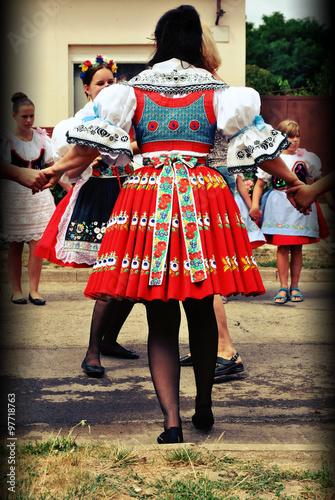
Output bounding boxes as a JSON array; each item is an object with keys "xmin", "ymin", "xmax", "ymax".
[
  {"xmin": 0, "ymin": 93, "xmax": 68, "ymax": 305},
  {"xmin": 41, "ymin": 6, "xmax": 304, "ymax": 444},
  {"xmin": 234, "ymin": 174, "xmax": 266, "ymax": 249},
  {"xmin": 34, "ymin": 55, "xmax": 138, "ymax": 368},
  {"xmin": 250, "ymin": 119, "xmax": 329, "ymax": 304}
]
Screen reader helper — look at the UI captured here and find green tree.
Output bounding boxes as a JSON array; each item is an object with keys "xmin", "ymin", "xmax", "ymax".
[
  {"xmin": 245, "ymin": 64, "xmax": 278, "ymax": 94},
  {"xmin": 246, "ymin": 12, "xmax": 332, "ymax": 95}
]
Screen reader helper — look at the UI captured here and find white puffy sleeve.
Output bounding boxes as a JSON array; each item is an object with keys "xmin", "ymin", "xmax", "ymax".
[
  {"xmin": 66, "ymin": 84, "xmax": 136, "ymax": 166},
  {"xmin": 35, "ymin": 127, "xmax": 54, "ymax": 164},
  {"xmin": 51, "ymin": 118, "xmax": 92, "ymax": 183},
  {"xmin": 52, "ymin": 118, "xmax": 77, "ymax": 162},
  {"xmin": 303, "ymin": 150, "xmax": 322, "ymax": 180},
  {"xmin": 255, "ymin": 166, "xmax": 272, "ymax": 183},
  {"xmin": 214, "ymin": 86, "xmax": 289, "ymax": 173}
]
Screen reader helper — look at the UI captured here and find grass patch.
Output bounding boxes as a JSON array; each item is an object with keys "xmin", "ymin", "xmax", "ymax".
[{"xmin": 0, "ymin": 430, "xmax": 333, "ymax": 500}]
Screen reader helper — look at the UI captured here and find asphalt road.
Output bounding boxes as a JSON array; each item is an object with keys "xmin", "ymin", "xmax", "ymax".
[{"xmin": 0, "ymin": 277, "xmax": 334, "ymax": 452}]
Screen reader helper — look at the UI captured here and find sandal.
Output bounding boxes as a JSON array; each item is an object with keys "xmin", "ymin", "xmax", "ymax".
[
  {"xmin": 273, "ymin": 287, "xmax": 289, "ymax": 304},
  {"xmin": 214, "ymin": 353, "xmax": 244, "ymax": 377},
  {"xmin": 290, "ymin": 287, "xmax": 304, "ymax": 302}
]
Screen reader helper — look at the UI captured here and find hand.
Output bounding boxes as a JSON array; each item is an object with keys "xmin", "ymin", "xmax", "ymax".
[
  {"xmin": 249, "ymin": 206, "xmax": 261, "ymax": 221},
  {"xmin": 40, "ymin": 165, "xmax": 63, "ymax": 190},
  {"xmin": 285, "ymin": 184, "xmax": 313, "ymax": 215},
  {"xmin": 90, "ymin": 156, "xmax": 102, "ymax": 169},
  {"xmin": 18, "ymin": 169, "xmax": 48, "ymax": 194}
]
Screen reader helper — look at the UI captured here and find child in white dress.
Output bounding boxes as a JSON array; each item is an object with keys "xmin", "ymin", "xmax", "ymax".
[{"xmin": 250, "ymin": 119, "xmax": 329, "ymax": 304}]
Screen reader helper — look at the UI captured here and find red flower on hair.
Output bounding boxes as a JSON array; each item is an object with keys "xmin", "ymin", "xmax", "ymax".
[{"xmin": 83, "ymin": 60, "xmax": 92, "ymax": 67}]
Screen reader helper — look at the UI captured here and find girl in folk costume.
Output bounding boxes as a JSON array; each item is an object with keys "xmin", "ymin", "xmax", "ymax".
[
  {"xmin": 0, "ymin": 93, "xmax": 70, "ymax": 305},
  {"xmin": 34, "ymin": 56, "xmax": 138, "ymax": 363},
  {"xmin": 234, "ymin": 173, "xmax": 266, "ymax": 249},
  {"xmin": 250, "ymin": 119, "xmax": 329, "ymax": 304},
  {"xmin": 42, "ymin": 6, "xmax": 306, "ymax": 444}
]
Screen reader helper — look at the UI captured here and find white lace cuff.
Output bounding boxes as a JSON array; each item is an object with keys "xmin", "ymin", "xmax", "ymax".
[
  {"xmin": 227, "ymin": 117, "xmax": 290, "ymax": 173},
  {"xmin": 66, "ymin": 118, "xmax": 133, "ymax": 167}
]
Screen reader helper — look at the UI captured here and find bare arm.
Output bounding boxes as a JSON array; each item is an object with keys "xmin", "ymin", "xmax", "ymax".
[
  {"xmin": 0, "ymin": 161, "xmax": 48, "ymax": 193},
  {"xmin": 260, "ymin": 157, "xmax": 300, "ymax": 186},
  {"xmin": 236, "ymin": 175, "xmax": 252, "ymax": 209},
  {"xmin": 249, "ymin": 178, "xmax": 265, "ymax": 219},
  {"xmin": 286, "ymin": 171, "xmax": 335, "ymax": 210},
  {"xmin": 41, "ymin": 145, "xmax": 99, "ymax": 190}
]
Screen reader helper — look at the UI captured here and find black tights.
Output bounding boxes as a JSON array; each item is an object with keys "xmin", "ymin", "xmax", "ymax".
[
  {"xmin": 145, "ymin": 296, "xmax": 218, "ymax": 430},
  {"xmin": 85, "ymin": 297, "xmax": 134, "ymax": 365},
  {"xmin": 85, "ymin": 295, "xmax": 218, "ymax": 430}
]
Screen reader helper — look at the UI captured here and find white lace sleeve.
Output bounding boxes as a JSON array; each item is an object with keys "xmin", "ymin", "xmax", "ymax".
[
  {"xmin": 66, "ymin": 84, "xmax": 136, "ymax": 165},
  {"xmin": 214, "ymin": 86, "xmax": 289, "ymax": 173}
]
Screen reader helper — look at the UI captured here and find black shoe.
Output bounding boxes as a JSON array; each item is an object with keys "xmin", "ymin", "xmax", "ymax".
[
  {"xmin": 214, "ymin": 353, "xmax": 244, "ymax": 377},
  {"xmin": 157, "ymin": 427, "xmax": 183, "ymax": 444},
  {"xmin": 100, "ymin": 341, "xmax": 139, "ymax": 359},
  {"xmin": 180, "ymin": 354, "xmax": 192, "ymax": 366},
  {"xmin": 81, "ymin": 358, "xmax": 105, "ymax": 378},
  {"xmin": 29, "ymin": 294, "xmax": 46, "ymax": 306},
  {"xmin": 11, "ymin": 295, "xmax": 27, "ymax": 305},
  {"xmin": 192, "ymin": 405, "xmax": 214, "ymax": 430}
]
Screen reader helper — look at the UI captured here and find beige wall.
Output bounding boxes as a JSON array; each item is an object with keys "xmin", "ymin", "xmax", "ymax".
[{"xmin": 3, "ymin": 0, "xmax": 245, "ymax": 128}]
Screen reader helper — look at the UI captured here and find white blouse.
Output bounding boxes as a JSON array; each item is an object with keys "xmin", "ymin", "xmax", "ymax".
[
  {"xmin": 1, "ymin": 128, "xmax": 53, "ymax": 165},
  {"xmin": 67, "ymin": 59, "xmax": 289, "ymax": 172},
  {"xmin": 256, "ymin": 149, "xmax": 322, "ymax": 183}
]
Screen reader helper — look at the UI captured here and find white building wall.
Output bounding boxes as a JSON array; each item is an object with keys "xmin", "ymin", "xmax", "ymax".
[{"xmin": 2, "ymin": 0, "xmax": 245, "ymax": 128}]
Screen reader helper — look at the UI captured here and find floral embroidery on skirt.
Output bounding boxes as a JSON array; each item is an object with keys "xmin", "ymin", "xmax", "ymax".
[{"xmin": 84, "ymin": 158, "xmax": 265, "ymax": 302}]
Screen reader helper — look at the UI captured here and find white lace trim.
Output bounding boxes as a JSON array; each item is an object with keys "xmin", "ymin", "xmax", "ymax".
[
  {"xmin": 122, "ymin": 69, "xmax": 229, "ymax": 95},
  {"xmin": 55, "ymin": 178, "xmax": 97, "ymax": 266}
]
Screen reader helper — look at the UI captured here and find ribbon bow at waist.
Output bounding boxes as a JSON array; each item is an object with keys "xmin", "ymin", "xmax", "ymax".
[{"xmin": 143, "ymin": 155, "xmax": 207, "ymax": 287}]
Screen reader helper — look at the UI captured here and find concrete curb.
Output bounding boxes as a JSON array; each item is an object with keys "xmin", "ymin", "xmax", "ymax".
[{"xmin": 1, "ymin": 266, "xmax": 334, "ymax": 283}]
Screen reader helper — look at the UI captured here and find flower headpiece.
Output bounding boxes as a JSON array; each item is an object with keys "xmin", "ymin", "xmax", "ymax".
[{"xmin": 79, "ymin": 55, "xmax": 118, "ymax": 80}]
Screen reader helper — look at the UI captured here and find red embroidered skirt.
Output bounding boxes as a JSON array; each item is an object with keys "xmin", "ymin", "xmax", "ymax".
[{"xmin": 84, "ymin": 162, "xmax": 265, "ymax": 301}]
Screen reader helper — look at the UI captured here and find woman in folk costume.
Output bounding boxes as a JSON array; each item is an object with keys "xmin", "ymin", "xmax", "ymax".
[
  {"xmin": 35, "ymin": 55, "xmax": 132, "ymax": 269},
  {"xmin": 0, "ymin": 92, "xmax": 70, "ymax": 306},
  {"xmin": 42, "ymin": 5, "xmax": 306, "ymax": 444},
  {"xmin": 34, "ymin": 56, "xmax": 138, "ymax": 362}
]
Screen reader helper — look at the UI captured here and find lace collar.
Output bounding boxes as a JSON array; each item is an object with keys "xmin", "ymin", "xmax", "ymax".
[{"xmin": 120, "ymin": 58, "xmax": 229, "ymax": 95}]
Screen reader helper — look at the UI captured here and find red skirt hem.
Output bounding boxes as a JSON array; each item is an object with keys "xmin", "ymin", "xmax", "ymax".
[{"xmin": 84, "ymin": 165, "xmax": 266, "ymax": 301}]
